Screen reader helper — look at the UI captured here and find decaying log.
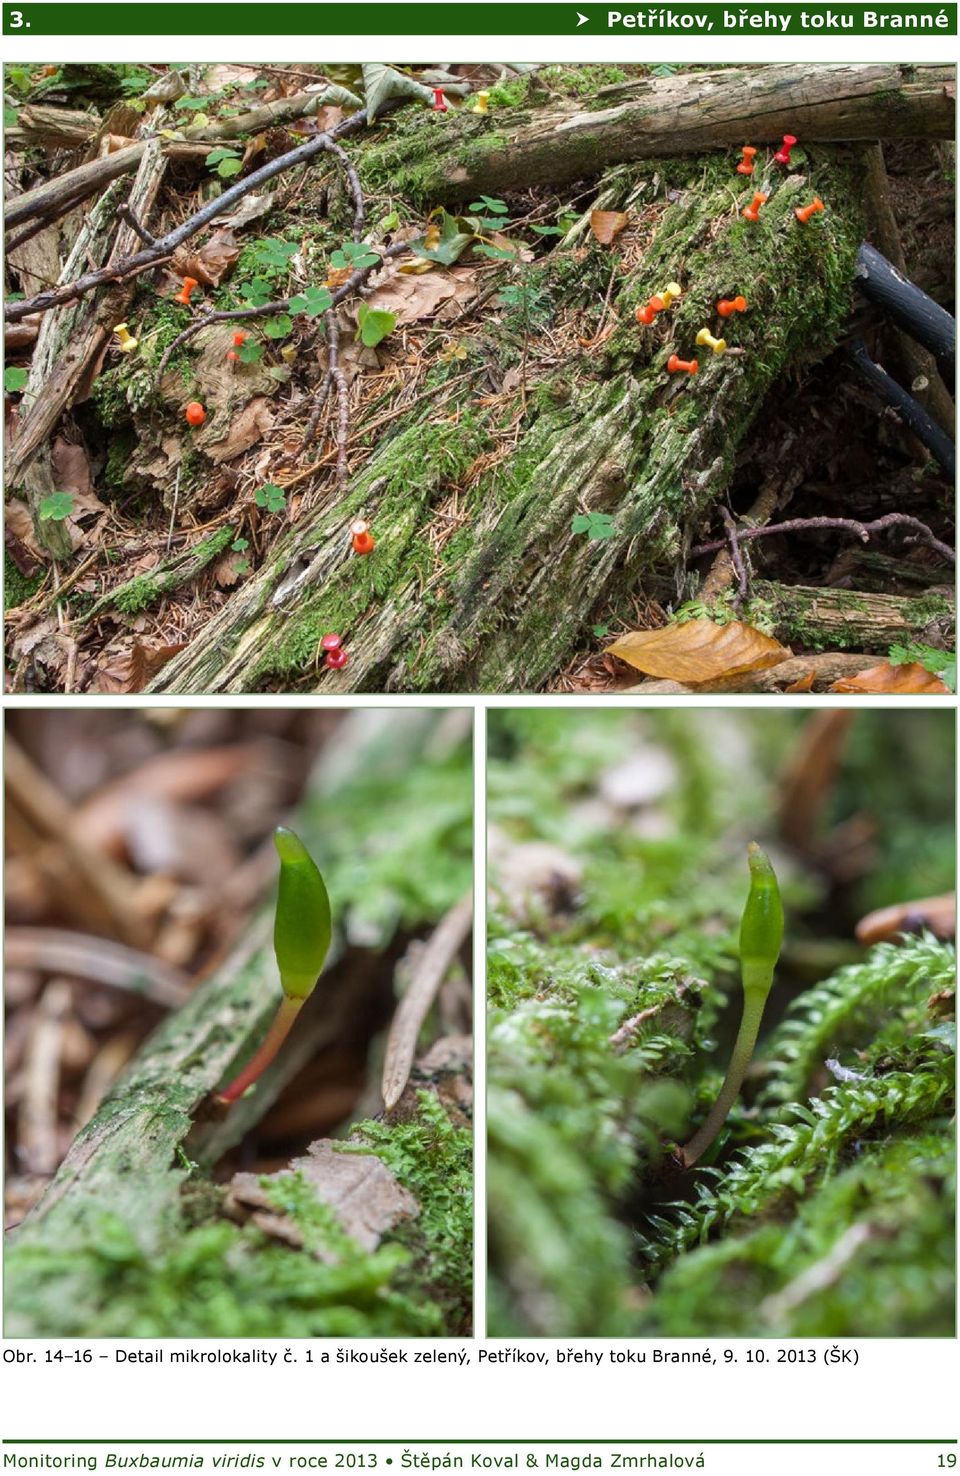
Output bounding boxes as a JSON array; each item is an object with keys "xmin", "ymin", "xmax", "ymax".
[
  {"xmin": 370, "ymin": 64, "xmax": 955, "ymax": 202},
  {"xmin": 5, "ymin": 104, "xmax": 99, "ymax": 149},
  {"xmin": 149, "ymin": 147, "xmax": 875, "ymax": 695},
  {"xmin": 756, "ymin": 580, "xmax": 955, "ymax": 653},
  {"xmin": 12, "ymin": 143, "xmax": 169, "ymax": 554}
]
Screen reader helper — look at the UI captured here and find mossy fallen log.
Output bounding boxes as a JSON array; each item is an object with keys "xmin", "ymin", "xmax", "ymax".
[
  {"xmin": 362, "ymin": 63, "xmax": 954, "ymax": 204},
  {"xmin": 755, "ymin": 580, "xmax": 955, "ymax": 653},
  {"xmin": 151, "ymin": 145, "xmax": 868, "ymax": 694},
  {"xmin": 5, "ymin": 711, "xmax": 473, "ymax": 1337}
]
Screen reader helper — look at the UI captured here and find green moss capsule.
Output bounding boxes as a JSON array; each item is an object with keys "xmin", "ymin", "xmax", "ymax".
[
  {"xmin": 681, "ymin": 843, "xmax": 783, "ymax": 1167},
  {"xmin": 273, "ymin": 825, "xmax": 332, "ymax": 1001},
  {"xmin": 217, "ymin": 827, "xmax": 332, "ymax": 1105},
  {"xmin": 739, "ymin": 842, "xmax": 785, "ymax": 999}
]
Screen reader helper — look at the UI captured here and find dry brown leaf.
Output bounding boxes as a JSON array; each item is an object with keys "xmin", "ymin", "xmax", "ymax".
[
  {"xmin": 784, "ymin": 671, "xmax": 817, "ymax": 692},
  {"xmin": 397, "ymin": 258, "xmax": 436, "ymax": 276},
  {"xmin": 590, "ymin": 210, "xmax": 630, "ymax": 245},
  {"xmin": 102, "ymin": 132, "xmax": 136, "ymax": 154},
  {"xmin": 75, "ymin": 742, "xmax": 263, "ymax": 850},
  {"xmin": 855, "ymin": 893, "xmax": 956, "ymax": 945},
  {"xmin": 204, "ymin": 64, "xmax": 260, "ymax": 90},
  {"xmin": 488, "ymin": 230, "xmax": 533, "ymax": 262},
  {"xmin": 174, "ymin": 229, "xmax": 240, "ymax": 287},
  {"xmin": 216, "ymin": 192, "xmax": 276, "ymax": 232},
  {"xmin": 51, "ymin": 438, "xmax": 92, "ymax": 496},
  {"xmin": 362, "ymin": 267, "xmax": 475, "ymax": 325},
  {"xmin": 241, "ymin": 133, "xmax": 268, "ymax": 168},
  {"xmin": 606, "ymin": 619, "xmax": 791, "ymax": 684},
  {"xmin": 828, "ymin": 660, "xmax": 950, "ymax": 695},
  {"xmin": 90, "ymin": 639, "xmax": 186, "ymax": 694},
  {"xmin": 205, "ymin": 396, "xmax": 275, "ymax": 462},
  {"xmin": 227, "ymin": 1141, "xmax": 418, "ymax": 1256},
  {"xmin": 213, "ymin": 550, "xmax": 244, "ymax": 587},
  {"xmin": 4, "ymin": 525, "xmax": 42, "ymax": 581},
  {"xmin": 5, "ymin": 499, "xmax": 43, "ymax": 560}
]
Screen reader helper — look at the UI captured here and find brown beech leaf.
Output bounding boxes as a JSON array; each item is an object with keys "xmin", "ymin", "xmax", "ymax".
[
  {"xmin": 51, "ymin": 437, "xmax": 92, "ymax": 496},
  {"xmin": 204, "ymin": 396, "xmax": 275, "ymax": 462},
  {"xmin": 226, "ymin": 1140, "xmax": 418, "ymax": 1257},
  {"xmin": 828, "ymin": 660, "xmax": 950, "ymax": 695},
  {"xmin": 590, "ymin": 210, "xmax": 629, "ymax": 245},
  {"xmin": 174, "ymin": 229, "xmax": 240, "ymax": 287},
  {"xmin": 362, "ymin": 265, "xmax": 477, "ymax": 325},
  {"xmin": 606, "ymin": 619, "xmax": 791, "ymax": 684},
  {"xmin": 91, "ymin": 639, "xmax": 186, "ymax": 694},
  {"xmin": 855, "ymin": 893, "xmax": 956, "ymax": 945}
]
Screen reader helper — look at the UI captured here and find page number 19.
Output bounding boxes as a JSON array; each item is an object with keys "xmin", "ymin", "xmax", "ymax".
[{"xmin": 938, "ymin": 1458, "xmax": 957, "ymax": 1469}]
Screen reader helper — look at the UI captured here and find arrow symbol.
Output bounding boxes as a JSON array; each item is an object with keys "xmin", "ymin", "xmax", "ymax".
[{"xmin": 576, "ymin": 10, "xmax": 589, "ymax": 24}]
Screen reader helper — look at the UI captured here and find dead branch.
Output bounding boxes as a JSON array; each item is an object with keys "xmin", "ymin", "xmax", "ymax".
[
  {"xmin": 5, "ymin": 108, "xmax": 376, "ymax": 325},
  {"xmin": 720, "ymin": 507, "xmax": 749, "ymax": 605},
  {"xmin": 4, "ymin": 928, "xmax": 190, "ymax": 1010},
  {"xmin": 381, "ymin": 893, "xmax": 473, "ymax": 1111},
  {"xmin": 691, "ymin": 512, "xmax": 954, "ymax": 566}
]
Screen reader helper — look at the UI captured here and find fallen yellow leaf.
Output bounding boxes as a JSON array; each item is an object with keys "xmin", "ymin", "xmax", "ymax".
[
  {"xmin": 828, "ymin": 660, "xmax": 950, "ymax": 695},
  {"xmin": 605, "ymin": 618, "xmax": 791, "ymax": 683},
  {"xmin": 590, "ymin": 210, "xmax": 630, "ymax": 245}
]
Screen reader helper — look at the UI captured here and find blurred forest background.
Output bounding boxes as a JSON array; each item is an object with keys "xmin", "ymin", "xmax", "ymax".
[{"xmin": 487, "ymin": 708, "xmax": 955, "ymax": 1337}]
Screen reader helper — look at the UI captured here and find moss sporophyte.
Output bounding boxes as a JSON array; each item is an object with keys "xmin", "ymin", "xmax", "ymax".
[
  {"xmin": 680, "ymin": 844, "xmax": 784, "ymax": 1168},
  {"xmin": 217, "ymin": 827, "xmax": 332, "ymax": 1105}
]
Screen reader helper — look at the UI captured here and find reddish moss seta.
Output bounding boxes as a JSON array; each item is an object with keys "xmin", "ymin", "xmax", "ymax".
[{"xmin": 216, "ymin": 995, "xmax": 303, "ymax": 1104}]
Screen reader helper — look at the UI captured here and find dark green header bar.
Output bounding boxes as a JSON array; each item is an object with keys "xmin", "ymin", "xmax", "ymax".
[{"xmin": 3, "ymin": 2, "xmax": 956, "ymax": 37}]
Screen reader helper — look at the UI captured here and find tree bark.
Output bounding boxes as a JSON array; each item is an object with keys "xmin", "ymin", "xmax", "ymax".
[
  {"xmin": 5, "ymin": 104, "xmax": 99, "ymax": 149},
  {"xmin": 370, "ymin": 64, "xmax": 955, "ymax": 203},
  {"xmin": 756, "ymin": 580, "xmax": 955, "ymax": 652}
]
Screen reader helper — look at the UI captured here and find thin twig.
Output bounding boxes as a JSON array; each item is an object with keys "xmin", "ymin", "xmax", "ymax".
[
  {"xmin": 326, "ymin": 311, "xmax": 351, "ymax": 488},
  {"xmin": 691, "ymin": 512, "xmax": 954, "ymax": 565},
  {"xmin": 381, "ymin": 893, "xmax": 473, "ymax": 1111},
  {"xmin": 720, "ymin": 506, "xmax": 749, "ymax": 605},
  {"xmin": 116, "ymin": 203, "xmax": 159, "ymax": 247},
  {"xmin": 5, "ymin": 928, "xmax": 190, "ymax": 1009},
  {"xmin": 296, "ymin": 371, "xmax": 333, "ymax": 457},
  {"xmin": 166, "ymin": 464, "xmax": 181, "ymax": 553}
]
